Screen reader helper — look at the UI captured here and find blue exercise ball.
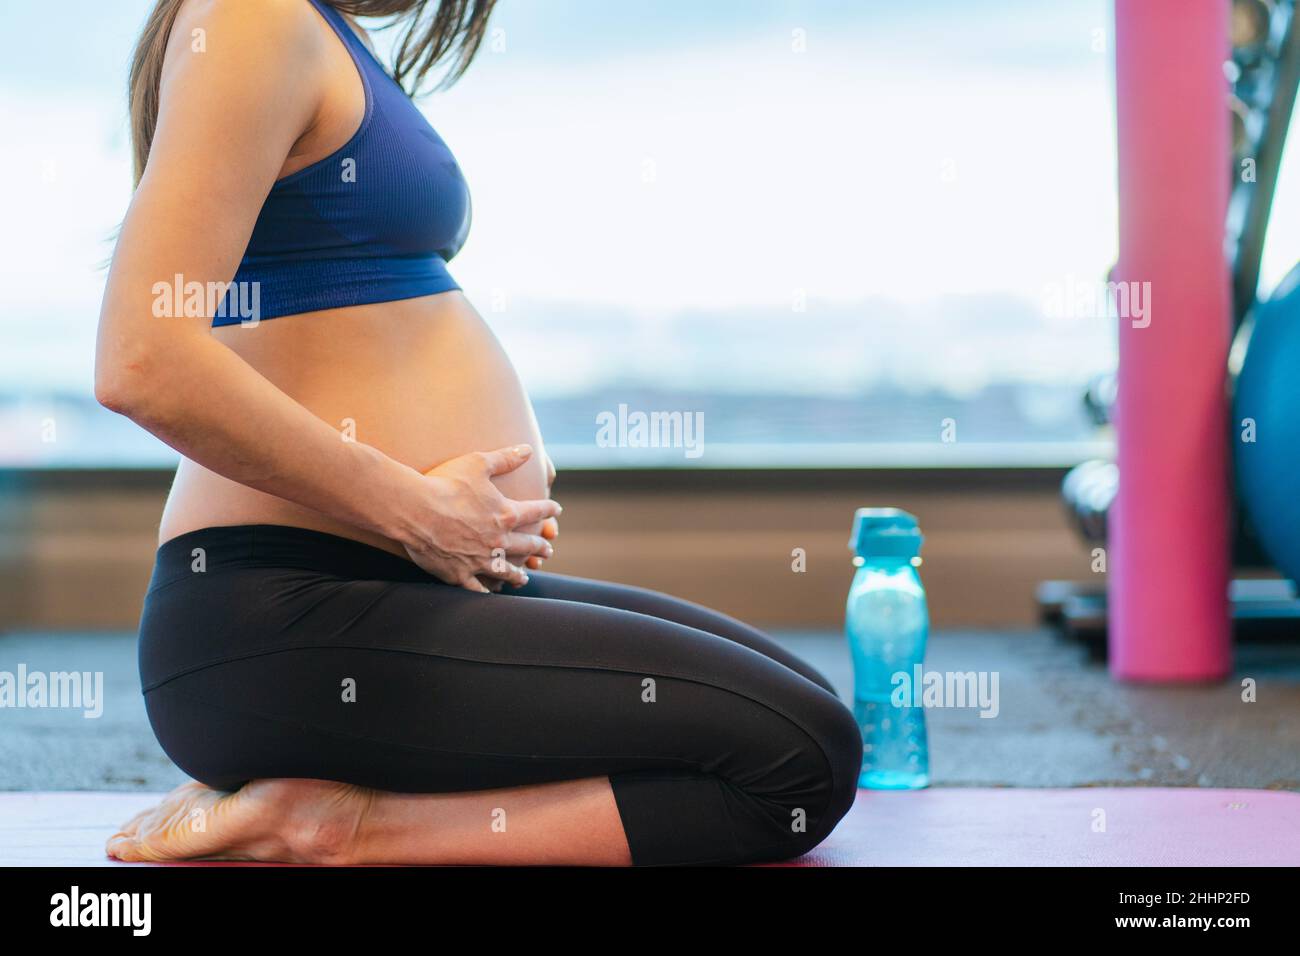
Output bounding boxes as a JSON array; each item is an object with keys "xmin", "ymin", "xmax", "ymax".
[{"xmin": 1234, "ymin": 261, "xmax": 1300, "ymax": 583}]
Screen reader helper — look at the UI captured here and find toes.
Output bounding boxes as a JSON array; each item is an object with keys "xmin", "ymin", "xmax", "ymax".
[
  {"xmin": 105, "ymin": 835, "xmax": 140, "ymax": 861},
  {"xmin": 105, "ymin": 779, "xmax": 370, "ymax": 865},
  {"xmin": 112, "ymin": 806, "xmax": 152, "ymax": 840},
  {"xmin": 105, "ymin": 781, "xmax": 238, "ymax": 862}
]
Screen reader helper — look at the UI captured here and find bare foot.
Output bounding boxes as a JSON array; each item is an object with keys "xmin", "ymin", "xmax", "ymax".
[{"xmin": 106, "ymin": 779, "xmax": 374, "ymax": 864}]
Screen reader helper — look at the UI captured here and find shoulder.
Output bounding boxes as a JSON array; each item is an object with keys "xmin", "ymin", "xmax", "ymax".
[
  {"xmin": 146, "ymin": 0, "xmax": 331, "ymax": 175},
  {"xmin": 155, "ymin": 0, "xmax": 333, "ymax": 119},
  {"xmin": 166, "ymin": 0, "xmax": 327, "ymax": 72}
]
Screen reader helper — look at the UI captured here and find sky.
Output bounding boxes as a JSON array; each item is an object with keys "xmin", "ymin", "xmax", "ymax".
[{"xmin": 6, "ymin": 0, "xmax": 1285, "ymax": 404}]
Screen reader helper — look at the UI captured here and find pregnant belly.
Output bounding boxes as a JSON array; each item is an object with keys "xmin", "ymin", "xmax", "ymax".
[{"xmin": 158, "ymin": 291, "xmax": 550, "ymax": 555}]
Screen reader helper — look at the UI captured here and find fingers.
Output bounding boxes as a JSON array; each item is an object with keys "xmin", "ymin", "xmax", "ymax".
[
  {"xmin": 405, "ymin": 543, "xmax": 531, "ymax": 593},
  {"xmin": 528, "ymin": 519, "xmax": 559, "ymax": 571},
  {"xmin": 477, "ymin": 444, "xmax": 534, "ymax": 478},
  {"xmin": 499, "ymin": 532, "xmax": 552, "ymax": 559},
  {"xmin": 510, "ymin": 497, "xmax": 563, "ymax": 527},
  {"xmin": 461, "ymin": 576, "xmax": 491, "ymax": 594},
  {"xmin": 477, "ymin": 556, "xmax": 530, "ymax": 588}
]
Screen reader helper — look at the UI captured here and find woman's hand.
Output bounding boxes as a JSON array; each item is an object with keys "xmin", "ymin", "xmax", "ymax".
[
  {"xmin": 526, "ymin": 451, "xmax": 559, "ymax": 572},
  {"xmin": 396, "ymin": 444, "xmax": 560, "ymax": 593},
  {"xmin": 481, "ymin": 451, "xmax": 557, "ymax": 589}
]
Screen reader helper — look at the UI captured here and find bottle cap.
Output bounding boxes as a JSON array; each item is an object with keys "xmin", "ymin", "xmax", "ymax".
[{"xmin": 849, "ymin": 507, "xmax": 923, "ymax": 559}]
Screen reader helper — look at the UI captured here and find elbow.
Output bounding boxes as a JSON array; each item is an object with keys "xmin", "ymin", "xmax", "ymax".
[
  {"xmin": 93, "ymin": 370, "xmax": 130, "ymax": 415},
  {"xmin": 96, "ymin": 319, "xmax": 197, "ymax": 422},
  {"xmin": 94, "ymin": 350, "xmax": 158, "ymax": 419},
  {"xmin": 93, "ymin": 362, "xmax": 136, "ymax": 416}
]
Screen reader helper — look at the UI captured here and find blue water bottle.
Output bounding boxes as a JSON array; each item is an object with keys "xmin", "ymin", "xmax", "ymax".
[{"xmin": 846, "ymin": 508, "xmax": 930, "ymax": 789}]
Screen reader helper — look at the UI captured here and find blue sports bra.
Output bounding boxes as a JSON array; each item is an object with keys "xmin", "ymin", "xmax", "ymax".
[{"xmin": 215, "ymin": 0, "xmax": 471, "ymax": 326}]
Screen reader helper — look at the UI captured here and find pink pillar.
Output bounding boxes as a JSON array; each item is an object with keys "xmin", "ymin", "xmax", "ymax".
[{"xmin": 1110, "ymin": 0, "xmax": 1232, "ymax": 681}]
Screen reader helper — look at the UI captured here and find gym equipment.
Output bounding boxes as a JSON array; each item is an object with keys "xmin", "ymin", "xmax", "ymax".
[
  {"xmin": 1060, "ymin": 459, "xmax": 1116, "ymax": 545},
  {"xmin": 1110, "ymin": 0, "xmax": 1232, "ymax": 680},
  {"xmin": 1046, "ymin": 0, "xmax": 1300, "ymax": 658},
  {"xmin": 1234, "ymin": 262, "xmax": 1300, "ymax": 582}
]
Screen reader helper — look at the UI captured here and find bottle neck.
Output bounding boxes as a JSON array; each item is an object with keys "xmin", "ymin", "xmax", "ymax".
[
  {"xmin": 851, "ymin": 558, "xmax": 924, "ymax": 597},
  {"xmin": 853, "ymin": 555, "xmax": 918, "ymax": 570}
]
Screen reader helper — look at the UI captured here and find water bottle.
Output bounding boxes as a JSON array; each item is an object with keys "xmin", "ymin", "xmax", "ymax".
[{"xmin": 846, "ymin": 507, "xmax": 930, "ymax": 789}]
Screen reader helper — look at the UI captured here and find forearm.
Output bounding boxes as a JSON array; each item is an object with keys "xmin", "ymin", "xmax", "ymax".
[{"xmin": 99, "ymin": 332, "xmax": 417, "ymax": 543}]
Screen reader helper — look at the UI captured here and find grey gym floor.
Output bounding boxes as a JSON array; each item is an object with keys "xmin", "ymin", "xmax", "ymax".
[{"xmin": 1, "ymin": 629, "xmax": 1298, "ymax": 792}]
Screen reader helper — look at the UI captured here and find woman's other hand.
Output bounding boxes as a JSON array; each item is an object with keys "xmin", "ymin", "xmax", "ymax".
[
  {"xmin": 397, "ymin": 444, "xmax": 559, "ymax": 592},
  {"xmin": 526, "ymin": 451, "xmax": 559, "ymax": 571}
]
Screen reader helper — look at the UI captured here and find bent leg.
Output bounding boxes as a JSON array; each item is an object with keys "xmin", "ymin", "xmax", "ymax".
[
  {"xmin": 143, "ymin": 575, "xmax": 861, "ymax": 866},
  {"xmin": 514, "ymin": 570, "xmax": 840, "ymax": 696}
]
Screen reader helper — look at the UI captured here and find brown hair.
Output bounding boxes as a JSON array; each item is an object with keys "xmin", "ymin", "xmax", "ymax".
[{"xmin": 127, "ymin": 0, "xmax": 497, "ymax": 184}]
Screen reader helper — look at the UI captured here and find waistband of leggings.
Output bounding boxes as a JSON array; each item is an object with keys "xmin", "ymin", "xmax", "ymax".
[{"xmin": 150, "ymin": 524, "xmax": 434, "ymax": 589}]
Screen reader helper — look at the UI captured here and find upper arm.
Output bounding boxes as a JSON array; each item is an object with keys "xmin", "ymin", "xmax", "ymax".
[{"xmin": 97, "ymin": 0, "xmax": 325, "ymax": 378}]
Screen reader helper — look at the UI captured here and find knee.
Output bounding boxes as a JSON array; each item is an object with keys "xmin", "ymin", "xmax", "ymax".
[
  {"xmin": 749, "ymin": 692, "xmax": 861, "ymax": 863},
  {"xmin": 798, "ymin": 695, "xmax": 861, "ymax": 850}
]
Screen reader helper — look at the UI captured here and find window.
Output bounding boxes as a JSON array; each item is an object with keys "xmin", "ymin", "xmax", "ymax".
[
  {"xmin": 1258, "ymin": 90, "xmax": 1300, "ymax": 298},
  {"xmin": 1, "ymin": 0, "xmax": 1117, "ymax": 467}
]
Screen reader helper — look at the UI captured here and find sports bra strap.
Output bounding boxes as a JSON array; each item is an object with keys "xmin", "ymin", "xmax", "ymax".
[{"xmin": 306, "ymin": 0, "xmax": 368, "ymax": 58}]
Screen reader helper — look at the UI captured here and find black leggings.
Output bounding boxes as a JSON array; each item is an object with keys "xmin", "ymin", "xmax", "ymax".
[{"xmin": 138, "ymin": 525, "xmax": 861, "ymax": 866}]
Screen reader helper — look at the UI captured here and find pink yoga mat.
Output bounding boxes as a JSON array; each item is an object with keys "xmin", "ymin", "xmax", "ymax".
[
  {"xmin": 2, "ymin": 788, "xmax": 1295, "ymax": 866},
  {"xmin": 1110, "ymin": 0, "xmax": 1232, "ymax": 680},
  {"xmin": 777, "ymin": 788, "xmax": 1299, "ymax": 867}
]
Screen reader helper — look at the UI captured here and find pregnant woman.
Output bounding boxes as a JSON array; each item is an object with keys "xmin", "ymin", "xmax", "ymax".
[{"xmin": 96, "ymin": 0, "xmax": 860, "ymax": 866}]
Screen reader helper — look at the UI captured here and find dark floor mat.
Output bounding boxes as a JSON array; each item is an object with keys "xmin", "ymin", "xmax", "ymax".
[{"xmin": 1, "ymin": 629, "xmax": 1298, "ymax": 791}]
